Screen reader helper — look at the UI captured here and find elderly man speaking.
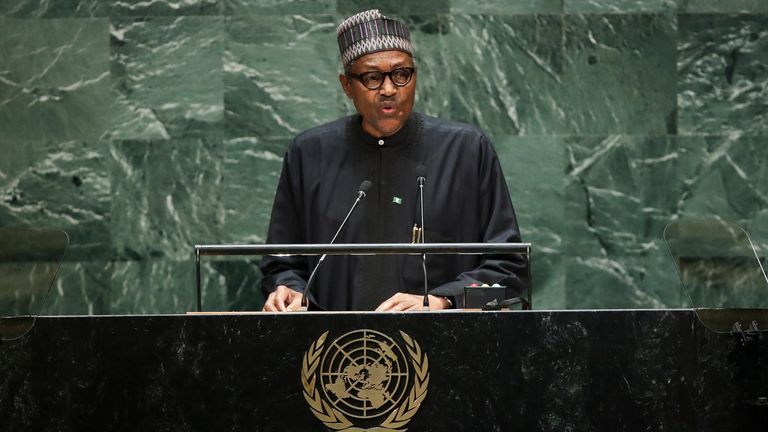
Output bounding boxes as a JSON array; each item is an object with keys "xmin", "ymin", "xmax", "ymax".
[{"xmin": 261, "ymin": 9, "xmax": 527, "ymax": 312}]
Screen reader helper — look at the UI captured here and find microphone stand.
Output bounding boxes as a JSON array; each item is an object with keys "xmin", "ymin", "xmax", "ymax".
[
  {"xmin": 299, "ymin": 185, "xmax": 370, "ymax": 311},
  {"xmin": 418, "ymin": 173, "xmax": 429, "ymax": 311}
]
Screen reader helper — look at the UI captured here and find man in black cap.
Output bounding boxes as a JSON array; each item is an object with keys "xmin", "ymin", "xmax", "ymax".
[{"xmin": 261, "ymin": 9, "xmax": 527, "ymax": 311}]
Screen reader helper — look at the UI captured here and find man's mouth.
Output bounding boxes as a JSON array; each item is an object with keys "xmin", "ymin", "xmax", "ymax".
[{"xmin": 379, "ymin": 102, "xmax": 397, "ymax": 114}]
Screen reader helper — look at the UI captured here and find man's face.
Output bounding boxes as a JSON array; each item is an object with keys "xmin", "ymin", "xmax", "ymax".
[{"xmin": 339, "ymin": 50, "xmax": 416, "ymax": 138}]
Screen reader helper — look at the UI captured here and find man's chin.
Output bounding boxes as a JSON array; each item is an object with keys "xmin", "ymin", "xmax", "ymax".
[{"xmin": 370, "ymin": 118, "xmax": 407, "ymax": 137}]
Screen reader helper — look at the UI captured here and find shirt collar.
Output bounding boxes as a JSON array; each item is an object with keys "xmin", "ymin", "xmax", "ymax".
[{"xmin": 350, "ymin": 113, "xmax": 419, "ymax": 148}]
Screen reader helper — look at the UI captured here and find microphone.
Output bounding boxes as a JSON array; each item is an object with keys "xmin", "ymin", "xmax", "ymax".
[
  {"xmin": 416, "ymin": 165, "xmax": 429, "ymax": 310},
  {"xmin": 299, "ymin": 180, "xmax": 372, "ymax": 311}
]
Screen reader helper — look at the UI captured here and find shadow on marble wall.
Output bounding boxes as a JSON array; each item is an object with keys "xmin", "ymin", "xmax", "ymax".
[{"xmin": 0, "ymin": 0, "xmax": 766, "ymax": 314}]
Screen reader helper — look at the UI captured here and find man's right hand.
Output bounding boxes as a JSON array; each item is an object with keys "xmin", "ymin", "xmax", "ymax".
[{"xmin": 262, "ymin": 285, "xmax": 304, "ymax": 312}]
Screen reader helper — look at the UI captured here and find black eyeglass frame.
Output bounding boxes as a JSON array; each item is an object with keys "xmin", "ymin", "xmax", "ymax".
[{"xmin": 347, "ymin": 67, "xmax": 417, "ymax": 90}]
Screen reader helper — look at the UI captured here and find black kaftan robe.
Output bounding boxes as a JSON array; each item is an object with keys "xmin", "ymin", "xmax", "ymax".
[{"xmin": 260, "ymin": 112, "xmax": 527, "ymax": 310}]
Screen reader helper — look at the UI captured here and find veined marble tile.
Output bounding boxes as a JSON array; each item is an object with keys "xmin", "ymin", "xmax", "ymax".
[
  {"xmin": 494, "ymin": 135, "xmax": 565, "ymax": 254},
  {"xmin": 0, "ymin": 140, "xmax": 111, "ymax": 261},
  {"xmin": 0, "ymin": 140, "xmax": 48, "ymax": 188},
  {"xmin": 199, "ymin": 257, "xmax": 264, "ymax": 311},
  {"xmin": 0, "ymin": 0, "xmax": 107, "ymax": 17},
  {"xmin": 562, "ymin": 14, "xmax": 677, "ymax": 135},
  {"xmin": 108, "ymin": 258, "xmax": 197, "ymax": 313},
  {"xmin": 44, "ymin": 261, "xmax": 112, "ymax": 315},
  {"xmin": 1, "ymin": 257, "xmax": 64, "ymax": 316},
  {"xmin": 681, "ymin": 0, "xmax": 768, "ymax": 13},
  {"xmin": 109, "ymin": 16, "xmax": 224, "ymax": 140},
  {"xmin": 224, "ymin": 15, "xmax": 341, "ymax": 138},
  {"xmin": 0, "ymin": 0, "xmax": 224, "ymax": 17},
  {"xmin": 674, "ymin": 135, "xmax": 768, "ymax": 252},
  {"xmin": 678, "ymin": 14, "xmax": 768, "ymax": 135},
  {"xmin": 43, "ymin": 257, "xmax": 263, "ymax": 314},
  {"xmin": 491, "ymin": 135, "xmax": 566, "ymax": 309},
  {"xmin": 566, "ymin": 252, "xmax": 689, "ymax": 308},
  {"xmin": 531, "ymin": 254, "xmax": 565, "ymax": 309},
  {"xmin": 451, "ymin": 0, "xmax": 562, "ymax": 14},
  {"xmin": 425, "ymin": 14, "xmax": 565, "ymax": 135},
  {"xmin": 565, "ymin": 0, "xmax": 677, "ymax": 13},
  {"xmin": 111, "ymin": 0, "xmax": 221, "ymax": 16},
  {"xmin": 566, "ymin": 134, "xmax": 768, "ymax": 259},
  {"xmin": 0, "ymin": 18, "xmax": 111, "ymax": 140},
  {"xmin": 225, "ymin": 0, "xmax": 335, "ymax": 15},
  {"xmin": 106, "ymin": 257, "xmax": 262, "ymax": 313},
  {"xmin": 566, "ymin": 135, "xmax": 681, "ymax": 256},
  {"xmin": 220, "ymin": 136, "xmax": 288, "ymax": 244},
  {"xmin": 110, "ymin": 139, "xmax": 226, "ymax": 261},
  {"xmin": 337, "ymin": 0, "xmax": 449, "ymax": 15}
]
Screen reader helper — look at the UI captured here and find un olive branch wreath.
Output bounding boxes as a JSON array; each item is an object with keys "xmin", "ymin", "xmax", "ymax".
[
  {"xmin": 379, "ymin": 331, "xmax": 430, "ymax": 430},
  {"xmin": 301, "ymin": 331, "xmax": 353, "ymax": 430},
  {"xmin": 300, "ymin": 330, "xmax": 429, "ymax": 432}
]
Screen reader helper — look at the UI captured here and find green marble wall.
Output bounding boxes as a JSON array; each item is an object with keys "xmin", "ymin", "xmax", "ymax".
[{"xmin": 1, "ymin": 1, "xmax": 766, "ymax": 314}]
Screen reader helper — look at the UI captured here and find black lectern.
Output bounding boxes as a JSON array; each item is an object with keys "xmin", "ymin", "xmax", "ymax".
[{"xmin": 1, "ymin": 310, "xmax": 767, "ymax": 431}]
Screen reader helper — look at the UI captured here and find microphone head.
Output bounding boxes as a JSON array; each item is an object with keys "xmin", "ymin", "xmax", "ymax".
[{"xmin": 359, "ymin": 180, "xmax": 373, "ymax": 195}]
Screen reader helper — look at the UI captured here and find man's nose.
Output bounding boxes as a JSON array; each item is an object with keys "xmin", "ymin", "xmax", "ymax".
[{"xmin": 378, "ymin": 75, "xmax": 397, "ymax": 96}]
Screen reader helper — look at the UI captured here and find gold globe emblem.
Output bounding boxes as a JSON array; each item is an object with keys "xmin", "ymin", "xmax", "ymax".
[
  {"xmin": 301, "ymin": 329, "xmax": 429, "ymax": 431},
  {"xmin": 321, "ymin": 330, "xmax": 409, "ymax": 418}
]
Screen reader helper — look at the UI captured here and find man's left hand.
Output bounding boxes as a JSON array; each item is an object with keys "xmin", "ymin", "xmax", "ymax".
[{"xmin": 375, "ymin": 293, "xmax": 451, "ymax": 311}]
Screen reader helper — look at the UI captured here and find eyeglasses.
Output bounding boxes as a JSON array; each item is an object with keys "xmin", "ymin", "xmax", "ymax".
[{"xmin": 348, "ymin": 67, "xmax": 416, "ymax": 90}]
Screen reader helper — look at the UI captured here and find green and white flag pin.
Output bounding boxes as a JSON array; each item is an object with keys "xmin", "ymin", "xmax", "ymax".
[{"xmin": 392, "ymin": 196, "xmax": 403, "ymax": 205}]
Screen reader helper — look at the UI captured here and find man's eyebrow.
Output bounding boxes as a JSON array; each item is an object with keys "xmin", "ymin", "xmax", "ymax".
[{"xmin": 358, "ymin": 60, "xmax": 412, "ymax": 70}]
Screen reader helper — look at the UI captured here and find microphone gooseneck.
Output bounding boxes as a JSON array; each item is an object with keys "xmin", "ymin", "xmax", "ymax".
[
  {"xmin": 416, "ymin": 165, "xmax": 429, "ymax": 311},
  {"xmin": 299, "ymin": 180, "xmax": 372, "ymax": 311}
]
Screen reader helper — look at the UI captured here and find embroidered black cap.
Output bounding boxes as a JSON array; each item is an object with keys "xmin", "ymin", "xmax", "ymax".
[{"xmin": 336, "ymin": 9, "xmax": 413, "ymax": 67}]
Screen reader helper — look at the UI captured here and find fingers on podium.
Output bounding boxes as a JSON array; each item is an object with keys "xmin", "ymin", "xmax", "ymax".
[{"xmin": 264, "ymin": 285, "xmax": 298, "ymax": 312}]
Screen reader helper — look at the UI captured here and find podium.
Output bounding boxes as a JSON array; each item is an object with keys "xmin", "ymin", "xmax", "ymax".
[{"xmin": 1, "ymin": 310, "xmax": 766, "ymax": 431}]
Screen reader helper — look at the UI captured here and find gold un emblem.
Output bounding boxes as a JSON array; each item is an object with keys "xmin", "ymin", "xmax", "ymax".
[{"xmin": 301, "ymin": 329, "xmax": 430, "ymax": 431}]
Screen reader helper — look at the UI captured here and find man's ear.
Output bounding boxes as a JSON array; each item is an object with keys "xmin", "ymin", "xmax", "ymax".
[{"xmin": 339, "ymin": 73, "xmax": 353, "ymax": 99}]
